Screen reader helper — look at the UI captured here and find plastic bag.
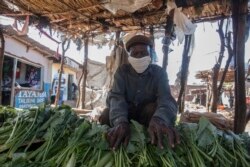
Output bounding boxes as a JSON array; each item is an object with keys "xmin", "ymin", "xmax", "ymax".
[{"xmin": 167, "ymin": 1, "xmax": 197, "ymax": 43}]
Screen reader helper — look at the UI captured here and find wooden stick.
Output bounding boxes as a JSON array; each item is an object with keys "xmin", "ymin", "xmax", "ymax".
[{"xmin": 2, "ymin": 13, "xmax": 33, "ymax": 16}]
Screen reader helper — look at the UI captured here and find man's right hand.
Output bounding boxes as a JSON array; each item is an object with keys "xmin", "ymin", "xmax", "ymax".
[
  {"xmin": 148, "ymin": 117, "xmax": 180, "ymax": 149},
  {"xmin": 106, "ymin": 122, "xmax": 130, "ymax": 150}
]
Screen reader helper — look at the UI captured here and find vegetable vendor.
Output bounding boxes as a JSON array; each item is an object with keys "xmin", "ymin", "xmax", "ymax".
[{"xmin": 99, "ymin": 34, "xmax": 180, "ymax": 150}]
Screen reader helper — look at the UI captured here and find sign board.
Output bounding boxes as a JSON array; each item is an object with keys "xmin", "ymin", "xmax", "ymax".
[
  {"xmin": 52, "ymin": 73, "xmax": 68, "ymax": 101},
  {"xmin": 15, "ymin": 90, "xmax": 47, "ymax": 109}
]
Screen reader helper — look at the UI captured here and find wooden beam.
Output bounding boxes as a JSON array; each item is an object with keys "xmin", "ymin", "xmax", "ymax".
[
  {"xmin": 50, "ymin": 18, "xmax": 68, "ymax": 23},
  {"xmin": 0, "ymin": 27, "xmax": 5, "ymax": 105},
  {"xmin": 2, "ymin": 13, "xmax": 33, "ymax": 16},
  {"xmin": 42, "ymin": 3, "xmax": 105, "ymax": 16},
  {"xmin": 10, "ymin": 59, "xmax": 17, "ymax": 106},
  {"xmin": 77, "ymin": 4, "xmax": 103, "ymax": 11},
  {"xmin": 232, "ymin": 0, "xmax": 248, "ymax": 134},
  {"xmin": 81, "ymin": 37, "xmax": 89, "ymax": 109},
  {"xmin": 42, "ymin": 11, "xmax": 72, "ymax": 16},
  {"xmin": 162, "ymin": 9, "xmax": 175, "ymax": 70}
]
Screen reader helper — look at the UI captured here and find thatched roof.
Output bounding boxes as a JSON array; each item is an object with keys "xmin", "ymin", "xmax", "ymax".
[
  {"xmin": 0, "ymin": 0, "xmax": 235, "ymax": 37},
  {"xmin": 195, "ymin": 69, "xmax": 235, "ymax": 82},
  {"xmin": 1, "ymin": 24, "xmax": 58, "ymax": 60}
]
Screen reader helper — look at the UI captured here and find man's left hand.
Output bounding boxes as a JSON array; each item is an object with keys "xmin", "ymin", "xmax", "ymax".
[{"xmin": 148, "ymin": 117, "xmax": 180, "ymax": 149}]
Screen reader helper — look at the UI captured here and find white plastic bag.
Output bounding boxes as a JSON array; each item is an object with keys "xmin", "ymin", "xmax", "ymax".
[{"xmin": 167, "ymin": 1, "xmax": 197, "ymax": 43}]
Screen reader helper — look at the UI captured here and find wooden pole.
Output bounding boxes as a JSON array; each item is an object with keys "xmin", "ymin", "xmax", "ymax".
[
  {"xmin": 149, "ymin": 25, "xmax": 155, "ymax": 45},
  {"xmin": 206, "ymin": 80, "xmax": 210, "ymax": 111},
  {"xmin": 76, "ymin": 72, "xmax": 83, "ymax": 108},
  {"xmin": 54, "ymin": 39, "xmax": 70, "ymax": 106},
  {"xmin": 211, "ymin": 19, "xmax": 225, "ymax": 113},
  {"xmin": 10, "ymin": 59, "xmax": 17, "ymax": 107},
  {"xmin": 232, "ymin": 0, "xmax": 248, "ymax": 133},
  {"xmin": 218, "ymin": 32, "xmax": 234, "ymax": 96},
  {"xmin": 162, "ymin": 9, "xmax": 175, "ymax": 70},
  {"xmin": 0, "ymin": 27, "xmax": 5, "ymax": 105},
  {"xmin": 107, "ymin": 31, "xmax": 121, "ymax": 89},
  {"xmin": 80, "ymin": 37, "xmax": 89, "ymax": 109},
  {"xmin": 177, "ymin": 35, "xmax": 192, "ymax": 113},
  {"xmin": 112, "ymin": 31, "xmax": 121, "ymax": 64}
]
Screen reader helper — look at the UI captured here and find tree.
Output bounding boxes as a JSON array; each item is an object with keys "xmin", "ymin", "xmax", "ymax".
[
  {"xmin": 54, "ymin": 38, "xmax": 70, "ymax": 106},
  {"xmin": 77, "ymin": 37, "xmax": 89, "ymax": 109},
  {"xmin": 211, "ymin": 19, "xmax": 225, "ymax": 113},
  {"xmin": 177, "ymin": 35, "xmax": 193, "ymax": 113}
]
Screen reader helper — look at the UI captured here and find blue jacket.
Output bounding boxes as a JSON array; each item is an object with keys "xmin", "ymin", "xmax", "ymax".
[{"xmin": 107, "ymin": 64, "xmax": 177, "ymax": 126}]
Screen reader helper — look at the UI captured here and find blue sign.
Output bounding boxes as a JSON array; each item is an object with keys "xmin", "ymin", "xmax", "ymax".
[{"xmin": 15, "ymin": 90, "xmax": 47, "ymax": 109}]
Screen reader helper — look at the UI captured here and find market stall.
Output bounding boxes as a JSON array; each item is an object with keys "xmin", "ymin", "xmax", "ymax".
[{"xmin": 0, "ymin": 0, "xmax": 249, "ymax": 166}]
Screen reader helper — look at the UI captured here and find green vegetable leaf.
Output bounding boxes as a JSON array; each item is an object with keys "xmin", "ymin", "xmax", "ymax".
[{"xmin": 130, "ymin": 120, "xmax": 145, "ymax": 145}]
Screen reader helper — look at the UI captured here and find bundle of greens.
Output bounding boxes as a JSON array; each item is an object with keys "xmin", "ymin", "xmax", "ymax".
[
  {"xmin": 0, "ymin": 106, "xmax": 249, "ymax": 167},
  {"xmin": 0, "ymin": 106, "xmax": 17, "ymax": 126}
]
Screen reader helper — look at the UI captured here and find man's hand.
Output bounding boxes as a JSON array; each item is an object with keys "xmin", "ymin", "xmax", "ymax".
[
  {"xmin": 106, "ymin": 122, "xmax": 130, "ymax": 150},
  {"xmin": 148, "ymin": 117, "xmax": 180, "ymax": 149}
]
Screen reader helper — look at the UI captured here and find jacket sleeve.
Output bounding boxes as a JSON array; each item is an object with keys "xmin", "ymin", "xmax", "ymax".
[
  {"xmin": 107, "ymin": 67, "xmax": 128, "ymax": 127},
  {"xmin": 153, "ymin": 69, "xmax": 177, "ymax": 126}
]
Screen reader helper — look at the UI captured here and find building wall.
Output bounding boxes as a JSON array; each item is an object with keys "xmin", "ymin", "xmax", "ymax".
[
  {"xmin": 52, "ymin": 63, "xmax": 78, "ymax": 83},
  {"xmin": 4, "ymin": 36, "xmax": 52, "ymax": 83}
]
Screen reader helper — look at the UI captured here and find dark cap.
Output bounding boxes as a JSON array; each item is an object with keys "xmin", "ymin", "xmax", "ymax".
[{"xmin": 125, "ymin": 35, "xmax": 153, "ymax": 52}]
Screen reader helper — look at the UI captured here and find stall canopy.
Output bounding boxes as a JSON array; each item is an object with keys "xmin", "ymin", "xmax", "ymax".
[{"xmin": 0, "ymin": 0, "xmax": 233, "ymax": 37}]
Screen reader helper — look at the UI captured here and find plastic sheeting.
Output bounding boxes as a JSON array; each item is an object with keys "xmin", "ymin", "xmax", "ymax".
[
  {"xmin": 86, "ymin": 59, "xmax": 109, "ymax": 90},
  {"xmin": 103, "ymin": 0, "xmax": 151, "ymax": 14},
  {"xmin": 167, "ymin": 1, "xmax": 197, "ymax": 43}
]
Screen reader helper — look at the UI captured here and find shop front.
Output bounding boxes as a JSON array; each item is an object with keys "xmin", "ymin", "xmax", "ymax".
[
  {"xmin": 1, "ymin": 25, "xmax": 57, "ymax": 108},
  {"xmin": 1, "ymin": 54, "xmax": 50, "ymax": 108}
]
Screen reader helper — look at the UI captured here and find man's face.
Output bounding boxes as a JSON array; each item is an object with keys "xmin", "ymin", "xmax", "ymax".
[{"xmin": 129, "ymin": 44, "xmax": 150, "ymax": 58}]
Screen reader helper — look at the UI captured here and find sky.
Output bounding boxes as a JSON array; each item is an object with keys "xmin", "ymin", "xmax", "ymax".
[{"xmin": 1, "ymin": 16, "xmax": 250, "ymax": 85}]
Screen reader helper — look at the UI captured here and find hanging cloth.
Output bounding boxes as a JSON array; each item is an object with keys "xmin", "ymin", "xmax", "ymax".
[{"xmin": 12, "ymin": 15, "xmax": 29, "ymax": 36}]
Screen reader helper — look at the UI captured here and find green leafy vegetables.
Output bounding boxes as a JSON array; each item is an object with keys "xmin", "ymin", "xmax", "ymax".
[{"xmin": 0, "ymin": 106, "xmax": 249, "ymax": 167}]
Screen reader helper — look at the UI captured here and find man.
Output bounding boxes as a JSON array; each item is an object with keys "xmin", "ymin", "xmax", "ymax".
[{"xmin": 99, "ymin": 35, "xmax": 179, "ymax": 150}]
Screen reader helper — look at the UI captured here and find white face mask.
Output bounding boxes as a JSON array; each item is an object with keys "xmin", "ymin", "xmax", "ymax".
[{"xmin": 128, "ymin": 55, "xmax": 151, "ymax": 73}]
